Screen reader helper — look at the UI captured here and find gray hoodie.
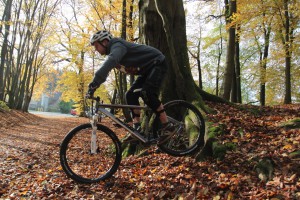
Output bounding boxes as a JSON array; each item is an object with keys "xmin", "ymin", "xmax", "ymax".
[{"xmin": 93, "ymin": 38, "xmax": 165, "ymax": 85}]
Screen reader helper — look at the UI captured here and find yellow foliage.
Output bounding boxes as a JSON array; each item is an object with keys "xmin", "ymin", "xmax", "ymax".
[{"xmin": 32, "ymin": 67, "xmax": 61, "ymax": 101}]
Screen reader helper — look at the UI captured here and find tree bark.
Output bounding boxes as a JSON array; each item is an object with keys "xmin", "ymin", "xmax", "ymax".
[
  {"xmin": 283, "ymin": 0, "xmax": 292, "ymax": 104},
  {"xmin": 221, "ymin": 0, "xmax": 236, "ymax": 101},
  {"xmin": 128, "ymin": 0, "xmax": 136, "ymax": 85},
  {"xmin": 120, "ymin": 0, "xmax": 131, "ymax": 121},
  {"xmin": 234, "ymin": 25, "xmax": 241, "ymax": 103},
  {"xmin": 0, "ymin": 0, "xmax": 13, "ymax": 101},
  {"xmin": 188, "ymin": 39, "xmax": 202, "ymax": 89},
  {"xmin": 260, "ymin": 26, "xmax": 271, "ymax": 106},
  {"xmin": 4, "ymin": 0, "xmax": 59, "ymax": 111},
  {"xmin": 139, "ymin": 0, "xmax": 208, "ymax": 113},
  {"xmin": 216, "ymin": 16, "xmax": 223, "ymax": 97}
]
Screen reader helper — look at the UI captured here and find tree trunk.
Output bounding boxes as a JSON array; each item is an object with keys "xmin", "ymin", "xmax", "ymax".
[
  {"xmin": 6, "ymin": 0, "xmax": 22, "ymax": 107},
  {"xmin": 283, "ymin": 0, "xmax": 292, "ymax": 104},
  {"xmin": 221, "ymin": 0, "xmax": 236, "ymax": 101},
  {"xmin": 216, "ymin": 31, "xmax": 223, "ymax": 97},
  {"xmin": 231, "ymin": 67, "xmax": 237, "ymax": 103},
  {"xmin": 78, "ymin": 51, "xmax": 86, "ymax": 116},
  {"xmin": 139, "ymin": 0, "xmax": 208, "ymax": 112},
  {"xmin": 260, "ymin": 26, "xmax": 271, "ymax": 106},
  {"xmin": 120, "ymin": 0, "xmax": 131, "ymax": 121},
  {"xmin": 0, "ymin": 0, "xmax": 13, "ymax": 101},
  {"xmin": 234, "ymin": 25, "xmax": 242, "ymax": 103},
  {"xmin": 128, "ymin": 0, "xmax": 136, "ymax": 85},
  {"xmin": 2, "ymin": 0, "xmax": 59, "ymax": 110},
  {"xmin": 197, "ymin": 56, "xmax": 202, "ymax": 90},
  {"xmin": 110, "ymin": 88, "xmax": 117, "ymax": 114},
  {"xmin": 188, "ymin": 39, "xmax": 202, "ymax": 89}
]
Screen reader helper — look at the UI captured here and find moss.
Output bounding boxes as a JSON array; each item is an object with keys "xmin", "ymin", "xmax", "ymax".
[
  {"xmin": 185, "ymin": 114, "xmax": 202, "ymax": 143},
  {"xmin": 212, "ymin": 142, "xmax": 227, "ymax": 160},
  {"xmin": 254, "ymin": 157, "xmax": 275, "ymax": 182},
  {"xmin": 122, "ymin": 144, "xmax": 136, "ymax": 158},
  {"xmin": 0, "ymin": 101, "xmax": 10, "ymax": 111},
  {"xmin": 196, "ymin": 138, "xmax": 229, "ymax": 161},
  {"xmin": 207, "ymin": 123, "xmax": 224, "ymax": 139},
  {"xmin": 289, "ymin": 150, "xmax": 300, "ymax": 158},
  {"xmin": 236, "ymin": 104, "xmax": 262, "ymax": 117},
  {"xmin": 280, "ymin": 118, "xmax": 300, "ymax": 129},
  {"xmin": 225, "ymin": 142, "xmax": 237, "ymax": 151},
  {"xmin": 196, "ymin": 122, "xmax": 229, "ymax": 161}
]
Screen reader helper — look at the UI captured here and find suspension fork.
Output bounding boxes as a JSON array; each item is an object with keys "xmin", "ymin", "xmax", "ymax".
[{"xmin": 90, "ymin": 114, "xmax": 98, "ymax": 154}]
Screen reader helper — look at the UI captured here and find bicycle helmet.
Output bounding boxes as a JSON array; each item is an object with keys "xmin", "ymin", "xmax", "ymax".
[{"xmin": 90, "ymin": 30, "xmax": 113, "ymax": 45}]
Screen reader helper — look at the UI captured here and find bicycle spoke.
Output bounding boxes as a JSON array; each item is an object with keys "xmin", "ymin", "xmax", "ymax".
[
  {"xmin": 157, "ymin": 100, "xmax": 205, "ymax": 156},
  {"xmin": 60, "ymin": 124, "xmax": 121, "ymax": 183}
]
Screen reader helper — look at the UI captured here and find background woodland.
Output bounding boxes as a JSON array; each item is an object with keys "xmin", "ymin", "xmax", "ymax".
[
  {"xmin": 0, "ymin": 0, "xmax": 300, "ymax": 198},
  {"xmin": 0, "ymin": 0, "xmax": 299, "ymax": 114}
]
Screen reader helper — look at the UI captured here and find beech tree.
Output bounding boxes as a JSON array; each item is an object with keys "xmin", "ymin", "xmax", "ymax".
[
  {"xmin": 0, "ymin": 0, "xmax": 13, "ymax": 101},
  {"xmin": 139, "ymin": 0, "xmax": 209, "ymax": 112},
  {"xmin": 0, "ymin": 0, "xmax": 60, "ymax": 111},
  {"xmin": 235, "ymin": 0, "xmax": 299, "ymax": 104},
  {"xmin": 277, "ymin": 0, "xmax": 297, "ymax": 104},
  {"xmin": 220, "ymin": 0, "xmax": 237, "ymax": 101}
]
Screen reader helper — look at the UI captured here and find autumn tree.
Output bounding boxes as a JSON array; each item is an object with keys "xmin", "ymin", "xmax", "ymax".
[
  {"xmin": 274, "ymin": 0, "xmax": 299, "ymax": 104},
  {"xmin": 235, "ymin": 0, "xmax": 299, "ymax": 104},
  {"xmin": 86, "ymin": 0, "xmax": 138, "ymax": 107},
  {"xmin": 0, "ymin": 0, "xmax": 13, "ymax": 101},
  {"xmin": 236, "ymin": 0, "xmax": 274, "ymax": 106},
  {"xmin": 187, "ymin": 0, "xmax": 226, "ymax": 96},
  {"xmin": 220, "ymin": 0, "xmax": 237, "ymax": 101},
  {"xmin": 253, "ymin": 1, "xmax": 273, "ymax": 106},
  {"xmin": 53, "ymin": 0, "xmax": 93, "ymax": 116},
  {"xmin": 139, "ymin": 0, "xmax": 209, "ymax": 112},
  {"xmin": 0, "ymin": 0, "xmax": 60, "ymax": 111}
]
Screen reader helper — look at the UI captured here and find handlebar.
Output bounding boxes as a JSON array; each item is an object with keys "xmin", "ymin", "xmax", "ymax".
[
  {"xmin": 85, "ymin": 95, "xmax": 101, "ymax": 116},
  {"xmin": 89, "ymin": 96, "xmax": 100, "ymax": 102}
]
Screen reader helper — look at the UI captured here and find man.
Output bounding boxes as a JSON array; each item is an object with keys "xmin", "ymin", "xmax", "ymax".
[{"xmin": 87, "ymin": 30, "xmax": 174, "ymax": 143}]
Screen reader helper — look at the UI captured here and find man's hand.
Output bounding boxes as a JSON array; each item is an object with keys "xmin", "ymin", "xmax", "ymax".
[
  {"xmin": 89, "ymin": 81, "xmax": 100, "ymax": 90},
  {"xmin": 86, "ymin": 81, "xmax": 100, "ymax": 99},
  {"xmin": 86, "ymin": 88, "xmax": 95, "ymax": 99}
]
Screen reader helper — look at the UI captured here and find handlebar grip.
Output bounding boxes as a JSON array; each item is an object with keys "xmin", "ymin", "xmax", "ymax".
[
  {"xmin": 88, "ymin": 96, "xmax": 100, "ymax": 101},
  {"xmin": 85, "ymin": 94, "xmax": 100, "ymax": 102}
]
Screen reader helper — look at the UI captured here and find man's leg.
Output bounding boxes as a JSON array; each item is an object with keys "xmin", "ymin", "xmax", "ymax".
[
  {"xmin": 140, "ymin": 62, "xmax": 175, "ymax": 142},
  {"xmin": 140, "ymin": 62, "xmax": 169, "ymax": 124},
  {"xmin": 125, "ymin": 76, "xmax": 145, "ymax": 129},
  {"xmin": 156, "ymin": 104, "xmax": 168, "ymax": 124}
]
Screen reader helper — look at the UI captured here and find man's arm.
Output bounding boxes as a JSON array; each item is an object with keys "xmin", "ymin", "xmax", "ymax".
[{"xmin": 92, "ymin": 42, "xmax": 127, "ymax": 85}]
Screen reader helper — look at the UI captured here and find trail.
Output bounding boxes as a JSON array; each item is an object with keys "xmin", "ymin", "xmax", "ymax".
[{"xmin": 0, "ymin": 104, "xmax": 299, "ymax": 199}]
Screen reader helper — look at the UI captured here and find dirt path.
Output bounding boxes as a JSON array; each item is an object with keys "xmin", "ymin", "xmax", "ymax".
[
  {"xmin": 0, "ymin": 105, "xmax": 299, "ymax": 199},
  {"xmin": 0, "ymin": 112, "xmax": 86, "ymax": 198}
]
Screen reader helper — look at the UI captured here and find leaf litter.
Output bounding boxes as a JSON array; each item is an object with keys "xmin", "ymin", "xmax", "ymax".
[{"xmin": 0, "ymin": 103, "xmax": 299, "ymax": 199}]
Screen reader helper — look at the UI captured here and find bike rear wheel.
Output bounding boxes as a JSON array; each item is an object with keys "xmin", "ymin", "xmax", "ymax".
[
  {"xmin": 60, "ymin": 123, "xmax": 122, "ymax": 183},
  {"xmin": 157, "ymin": 100, "xmax": 205, "ymax": 156}
]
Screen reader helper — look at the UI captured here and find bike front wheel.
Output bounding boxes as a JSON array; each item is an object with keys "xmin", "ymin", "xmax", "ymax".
[
  {"xmin": 157, "ymin": 100, "xmax": 205, "ymax": 156},
  {"xmin": 60, "ymin": 123, "xmax": 122, "ymax": 183}
]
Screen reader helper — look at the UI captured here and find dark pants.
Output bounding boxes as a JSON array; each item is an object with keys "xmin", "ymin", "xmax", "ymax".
[{"xmin": 125, "ymin": 60, "xmax": 168, "ymax": 112}]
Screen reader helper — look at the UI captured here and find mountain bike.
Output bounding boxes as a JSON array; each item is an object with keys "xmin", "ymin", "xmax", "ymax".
[{"xmin": 60, "ymin": 96, "xmax": 205, "ymax": 183}]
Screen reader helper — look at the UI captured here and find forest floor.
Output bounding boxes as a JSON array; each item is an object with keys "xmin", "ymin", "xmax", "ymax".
[{"xmin": 0, "ymin": 102, "xmax": 299, "ymax": 199}]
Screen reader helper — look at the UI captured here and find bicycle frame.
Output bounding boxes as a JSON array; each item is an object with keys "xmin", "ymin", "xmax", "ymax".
[
  {"xmin": 60, "ymin": 97, "xmax": 205, "ymax": 183},
  {"xmin": 89, "ymin": 97, "xmax": 157, "ymax": 145}
]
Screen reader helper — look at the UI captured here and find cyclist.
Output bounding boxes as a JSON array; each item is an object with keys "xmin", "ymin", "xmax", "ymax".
[{"xmin": 87, "ymin": 30, "xmax": 175, "ymax": 143}]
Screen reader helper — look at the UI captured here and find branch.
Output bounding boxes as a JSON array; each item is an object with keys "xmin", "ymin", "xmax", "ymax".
[
  {"xmin": 52, "ymin": 58, "xmax": 72, "ymax": 64},
  {"xmin": 188, "ymin": 49, "xmax": 197, "ymax": 59},
  {"xmin": 205, "ymin": 14, "xmax": 224, "ymax": 20}
]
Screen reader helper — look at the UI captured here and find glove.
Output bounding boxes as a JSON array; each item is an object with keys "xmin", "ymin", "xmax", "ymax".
[
  {"xmin": 86, "ymin": 88, "xmax": 95, "ymax": 99},
  {"xmin": 86, "ymin": 81, "xmax": 100, "ymax": 98},
  {"xmin": 88, "ymin": 81, "xmax": 100, "ymax": 90}
]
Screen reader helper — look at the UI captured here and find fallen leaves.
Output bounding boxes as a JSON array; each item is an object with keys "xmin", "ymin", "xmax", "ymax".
[{"xmin": 0, "ymin": 104, "xmax": 300, "ymax": 199}]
